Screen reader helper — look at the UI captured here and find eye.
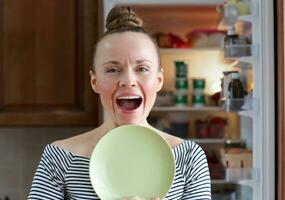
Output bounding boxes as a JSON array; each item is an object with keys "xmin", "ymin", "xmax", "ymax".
[
  {"xmin": 137, "ymin": 65, "xmax": 150, "ymax": 73},
  {"xmin": 105, "ymin": 67, "xmax": 121, "ymax": 74}
]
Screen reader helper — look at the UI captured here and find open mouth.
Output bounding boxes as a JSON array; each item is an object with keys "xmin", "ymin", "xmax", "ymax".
[{"xmin": 116, "ymin": 95, "xmax": 143, "ymax": 111}]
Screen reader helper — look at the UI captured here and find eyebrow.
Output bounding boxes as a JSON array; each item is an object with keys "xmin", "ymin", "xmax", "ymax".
[
  {"xmin": 103, "ymin": 60, "xmax": 152, "ymax": 66},
  {"xmin": 135, "ymin": 60, "xmax": 153, "ymax": 64},
  {"xmin": 103, "ymin": 61, "xmax": 120, "ymax": 66}
]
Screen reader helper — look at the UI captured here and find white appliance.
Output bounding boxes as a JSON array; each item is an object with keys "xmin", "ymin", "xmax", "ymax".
[{"xmin": 101, "ymin": 0, "xmax": 275, "ymax": 199}]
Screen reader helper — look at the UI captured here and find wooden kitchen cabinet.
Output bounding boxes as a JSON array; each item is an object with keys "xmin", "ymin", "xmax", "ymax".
[{"xmin": 0, "ymin": 0, "xmax": 102, "ymax": 126}]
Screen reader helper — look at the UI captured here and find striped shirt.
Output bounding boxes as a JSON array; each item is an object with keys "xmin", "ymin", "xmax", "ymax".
[{"xmin": 28, "ymin": 140, "xmax": 211, "ymax": 199}]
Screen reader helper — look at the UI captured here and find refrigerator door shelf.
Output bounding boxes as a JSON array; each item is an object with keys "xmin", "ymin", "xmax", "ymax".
[
  {"xmin": 237, "ymin": 2, "xmax": 259, "ymax": 23},
  {"xmin": 238, "ymin": 110, "xmax": 254, "ymax": 118},
  {"xmin": 225, "ymin": 168, "xmax": 260, "ymax": 187},
  {"xmin": 233, "ymin": 60, "xmax": 253, "ymax": 68},
  {"xmin": 223, "ymin": 96, "xmax": 258, "ymax": 114},
  {"xmin": 222, "ymin": 2, "xmax": 258, "ymax": 25},
  {"xmin": 223, "ymin": 98, "xmax": 245, "ymax": 112},
  {"xmin": 224, "ymin": 44, "xmax": 252, "ymax": 58},
  {"xmin": 223, "ymin": 96, "xmax": 258, "ymax": 115},
  {"xmin": 224, "ymin": 44, "xmax": 258, "ymax": 62}
]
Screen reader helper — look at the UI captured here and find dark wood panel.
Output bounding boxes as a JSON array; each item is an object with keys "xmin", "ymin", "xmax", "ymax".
[
  {"xmin": 277, "ymin": 0, "xmax": 285, "ymax": 199},
  {"xmin": 3, "ymin": 0, "xmax": 77, "ymax": 107},
  {"xmin": 0, "ymin": 0, "xmax": 100, "ymax": 126},
  {"xmin": 0, "ymin": 0, "xmax": 3, "ymax": 110}
]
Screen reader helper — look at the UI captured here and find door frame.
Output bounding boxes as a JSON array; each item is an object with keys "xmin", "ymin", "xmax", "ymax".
[{"xmin": 277, "ymin": 0, "xmax": 285, "ymax": 199}]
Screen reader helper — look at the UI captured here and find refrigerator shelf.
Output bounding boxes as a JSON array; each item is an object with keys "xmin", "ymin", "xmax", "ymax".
[
  {"xmin": 225, "ymin": 168, "xmax": 259, "ymax": 187},
  {"xmin": 237, "ymin": 56, "xmax": 255, "ymax": 64},
  {"xmin": 222, "ymin": 2, "xmax": 258, "ymax": 25},
  {"xmin": 159, "ymin": 47, "xmax": 223, "ymax": 53},
  {"xmin": 224, "ymin": 44, "xmax": 258, "ymax": 63},
  {"xmin": 223, "ymin": 98, "xmax": 245, "ymax": 112},
  {"xmin": 151, "ymin": 106, "xmax": 223, "ymax": 112},
  {"xmin": 211, "ymin": 179, "xmax": 256, "ymax": 186},
  {"xmin": 211, "ymin": 179, "xmax": 233, "ymax": 185},
  {"xmin": 224, "ymin": 44, "xmax": 252, "ymax": 58},
  {"xmin": 233, "ymin": 60, "xmax": 252, "ymax": 68},
  {"xmin": 238, "ymin": 110, "xmax": 254, "ymax": 118},
  {"xmin": 237, "ymin": 2, "xmax": 259, "ymax": 23},
  {"xmin": 223, "ymin": 96, "xmax": 257, "ymax": 114},
  {"xmin": 190, "ymin": 138, "xmax": 244, "ymax": 144},
  {"xmin": 237, "ymin": 14, "xmax": 254, "ymax": 23},
  {"xmin": 211, "ymin": 167, "xmax": 259, "ymax": 186},
  {"xmin": 225, "ymin": 55, "xmax": 255, "ymax": 65}
]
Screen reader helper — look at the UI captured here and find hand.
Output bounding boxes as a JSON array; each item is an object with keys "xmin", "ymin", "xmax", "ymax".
[{"xmin": 122, "ymin": 196, "xmax": 160, "ymax": 200}]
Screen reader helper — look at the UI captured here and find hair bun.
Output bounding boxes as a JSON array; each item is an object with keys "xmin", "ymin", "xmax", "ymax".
[{"xmin": 106, "ymin": 6, "xmax": 144, "ymax": 33}]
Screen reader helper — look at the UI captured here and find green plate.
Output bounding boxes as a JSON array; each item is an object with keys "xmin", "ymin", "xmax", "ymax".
[{"xmin": 89, "ymin": 125, "xmax": 175, "ymax": 200}]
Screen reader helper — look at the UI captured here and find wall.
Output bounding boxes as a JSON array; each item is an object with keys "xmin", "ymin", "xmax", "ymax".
[{"xmin": 0, "ymin": 127, "xmax": 94, "ymax": 199}]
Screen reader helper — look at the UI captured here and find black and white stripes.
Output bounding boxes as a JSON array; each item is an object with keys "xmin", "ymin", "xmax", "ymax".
[{"xmin": 28, "ymin": 140, "xmax": 211, "ymax": 199}]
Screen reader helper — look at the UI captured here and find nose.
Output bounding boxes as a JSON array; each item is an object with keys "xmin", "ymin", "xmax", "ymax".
[{"xmin": 119, "ymin": 70, "xmax": 137, "ymax": 87}]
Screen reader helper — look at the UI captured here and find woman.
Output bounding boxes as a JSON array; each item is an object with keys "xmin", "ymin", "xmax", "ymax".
[{"xmin": 28, "ymin": 6, "xmax": 211, "ymax": 200}]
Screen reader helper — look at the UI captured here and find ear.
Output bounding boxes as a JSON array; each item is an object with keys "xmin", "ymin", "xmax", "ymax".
[
  {"xmin": 89, "ymin": 70, "xmax": 100, "ymax": 93},
  {"xmin": 156, "ymin": 69, "xmax": 164, "ymax": 92}
]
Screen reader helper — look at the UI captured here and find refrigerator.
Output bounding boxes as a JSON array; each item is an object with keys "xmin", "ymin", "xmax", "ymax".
[{"xmin": 102, "ymin": 0, "xmax": 275, "ymax": 199}]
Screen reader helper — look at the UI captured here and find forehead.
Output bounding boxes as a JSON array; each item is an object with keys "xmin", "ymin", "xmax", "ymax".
[{"xmin": 95, "ymin": 32, "xmax": 158, "ymax": 65}]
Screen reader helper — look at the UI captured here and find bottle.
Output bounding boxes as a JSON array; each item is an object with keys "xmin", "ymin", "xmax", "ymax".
[
  {"xmin": 228, "ymin": 72, "xmax": 244, "ymax": 99},
  {"xmin": 222, "ymin": 70, "xmax": 239, "ymax": 99},
  {"xmin": 224, "ymin": 25, "xmax": 239, "ymax": 57}
]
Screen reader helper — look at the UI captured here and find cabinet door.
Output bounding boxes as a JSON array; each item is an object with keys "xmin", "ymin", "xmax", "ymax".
[{"xmin": 0, "ymin": 0, "xmax": 101, "ymax": 126}]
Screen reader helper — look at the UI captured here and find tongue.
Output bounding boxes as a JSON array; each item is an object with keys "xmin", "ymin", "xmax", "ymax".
[{"xmin": 118, "ymin": 99, "xmax": 138, "ymax": 110}]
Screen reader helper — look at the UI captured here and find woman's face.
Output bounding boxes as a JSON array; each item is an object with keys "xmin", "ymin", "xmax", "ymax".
[{"xmin": 90, "ymin": 32, "xmax": 163, "ymax": 126}]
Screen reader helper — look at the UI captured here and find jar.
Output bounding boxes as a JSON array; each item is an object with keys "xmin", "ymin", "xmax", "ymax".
[
  {"xmin": 228, "ymin": 72, "xmax": 244, "ymax": 99},
  {"xmin": 175, "ymin": 61, "xmax": 187, "ymax": 78},
  {"xmin": 192, "ymin": 95, "xmax": 205, "ymax": 107}
]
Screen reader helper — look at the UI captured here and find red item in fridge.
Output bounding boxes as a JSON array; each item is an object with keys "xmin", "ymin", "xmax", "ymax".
[
  {"xmin": 195, "ymin": 119, "xmax": 209, "ymax": 138},
  {"xmin": 153, "ymin": 32, "xmax": 187, "ymax": 48},
  {"xmin": 168, "ymin": 33, "xmax": 188, "ymax": 48},
  {"xmin": 208, "ymin": 117, "xmax": 227, "ymax": 138},
  {"xmin": 211, "ymin": 92, "xmax": 221, "ymax": 106}
]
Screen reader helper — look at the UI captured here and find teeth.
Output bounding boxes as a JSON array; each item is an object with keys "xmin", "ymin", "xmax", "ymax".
[{"xmin": 117, "ymin": 95, "xmax": 141, "ymax": 100}]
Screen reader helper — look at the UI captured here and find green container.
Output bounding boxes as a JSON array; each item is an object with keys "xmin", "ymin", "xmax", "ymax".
[
  {"xmin": 192, "ymin": 95, "xmax": 205, "ymax": 106},
  {"xmin": 175, "ymin": 95, "xmax": 188, "ymax": 106},
  {"xmin": 175, "ymin": 78, "xmax": 188, "ymax": 90},
  {"xmin": 193, "ymin": 78, "xmax": 205, "ymax": 89},
  {"xmin": 175, "ymin": 61, "xmax": 187, "ymax": 78}
]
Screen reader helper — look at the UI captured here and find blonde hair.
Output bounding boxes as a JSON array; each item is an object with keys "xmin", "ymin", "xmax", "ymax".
[
  {"xmin": 105, "ymin": 6, "xmax": 144, "ymax": 35},
  {"xmin": 92, "ymin": 6, "xmax": 160, "ymax": 69}
]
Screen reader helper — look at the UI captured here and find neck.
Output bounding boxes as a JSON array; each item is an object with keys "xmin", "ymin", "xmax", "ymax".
[{"xmin": 100, "ymin": 118, "xmax": 153, "ymax": 135}]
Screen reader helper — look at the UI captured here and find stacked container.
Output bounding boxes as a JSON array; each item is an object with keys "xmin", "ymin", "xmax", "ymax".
[
  {"xmin": 174, "ymin": 61, "xmax": 188, "ymax": 106},
  {"xmin": 192, "ymin": 78, "xmax": 206, "ymax": 107}
]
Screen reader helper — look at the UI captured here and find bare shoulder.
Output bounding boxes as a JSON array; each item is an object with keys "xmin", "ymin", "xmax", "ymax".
[
  {"xmin": 52, "ymin": 133, "xmax": 83, "ymax": 151},
  {"xmin": 52, "ymin": 129, "xmax": 97, "ymax": 158},
  {"xmin": 155, "ymin": 129, "xmax": 184, "ymax": 149}
]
